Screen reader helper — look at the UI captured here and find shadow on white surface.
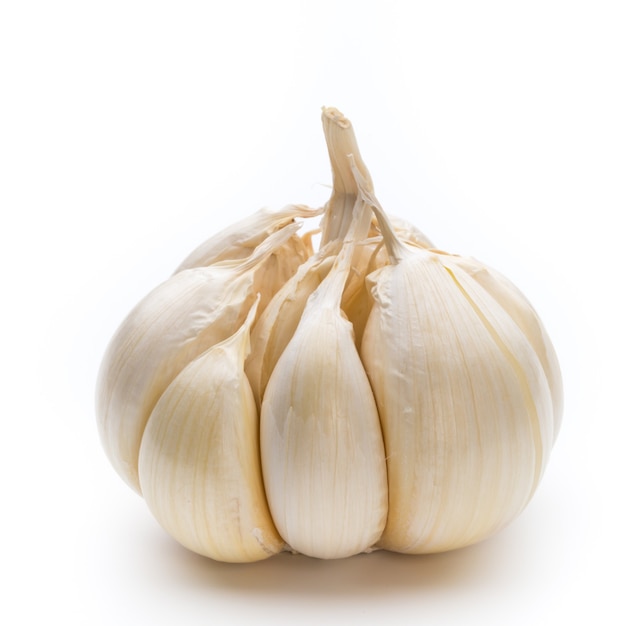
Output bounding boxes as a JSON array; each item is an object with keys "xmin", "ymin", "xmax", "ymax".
[
  {"xmin": 157, "ymin": 539, "xmax": 518, "ymax": 596},
  {"xmin": 103, "ymin": 482, "xmax": 569, "ymax": 600}
]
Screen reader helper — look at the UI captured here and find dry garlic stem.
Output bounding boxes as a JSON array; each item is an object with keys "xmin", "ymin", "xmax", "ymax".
[{"xmin": 319, "ymin": 107, "xmax": 375, "ymax": 245}]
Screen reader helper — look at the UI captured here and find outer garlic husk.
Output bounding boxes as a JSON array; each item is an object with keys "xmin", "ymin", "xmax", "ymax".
[
  {"xmin": 175, "ymin": 204, "xmax": 321, "ymax": 272},
  {"xmin": 138, "ymin": 298, "xmax": 283, "ymax": 562},
  {"xmin": 245, "ymin": 245, "xmax": 339, "ymax": 407}
]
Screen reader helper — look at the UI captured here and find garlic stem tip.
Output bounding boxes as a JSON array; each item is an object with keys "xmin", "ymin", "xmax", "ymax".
[{"xmin": 322, "ymin": 106, "xmax": 351, "ymax": 129}]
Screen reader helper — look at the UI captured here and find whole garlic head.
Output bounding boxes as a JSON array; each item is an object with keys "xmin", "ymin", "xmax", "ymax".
[{"xmin": 95, "ymin": 107, "xmax": 562, "ymax": 561}]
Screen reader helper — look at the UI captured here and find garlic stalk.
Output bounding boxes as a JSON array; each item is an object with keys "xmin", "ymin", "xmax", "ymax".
[
  {"xmin": 138, "ymin": 298, "xmax": 283, "ymax": 562},
  {"xmin": 96, "ymin": 222, "xmax": 300, "ymax": 492},
  {"xmin": 319, "ymin": 107, "xmax": 375, "ymax": 245},
  {"xmin": 246, "ymin": 108, "xmax": 414, "ymax": 408}
]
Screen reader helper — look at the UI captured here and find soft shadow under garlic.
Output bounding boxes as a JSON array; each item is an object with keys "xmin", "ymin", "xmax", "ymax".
[{"xmin": 146, "ymin": 518, "xmax": 543, "ymax": 598}]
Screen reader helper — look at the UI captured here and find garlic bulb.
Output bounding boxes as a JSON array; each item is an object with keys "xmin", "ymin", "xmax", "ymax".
[{"xmin": 96, "ymin": 106, "xmax": 562, "ymax": 561}]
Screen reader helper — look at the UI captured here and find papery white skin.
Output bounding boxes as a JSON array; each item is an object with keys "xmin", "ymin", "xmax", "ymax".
[
  {"xmin": 138, "ymin": 299, "xmax": 284, "ymax": 563},
  {"xmin": 339, "ymin": 237, "xmax": 388, "ymax": 350},
  {"xmin": 96, "ymin": 223, "xmax": 300, "ymax": 492},
  {"xmin": 249, "ymin": 235, "xmax": 311, "ymax": 315},
  {"xmin": 175, "ymin": 204, "xmax": 321, "ymax": 272},
  {"xmin": 245, "ymin": 245, "xmax": 338, "ymax": 407}
]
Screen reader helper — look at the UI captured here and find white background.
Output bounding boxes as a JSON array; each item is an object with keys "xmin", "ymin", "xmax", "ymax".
[{"xmin": 1, "ymin": 1, "xmax": 624, "ymax": 624}]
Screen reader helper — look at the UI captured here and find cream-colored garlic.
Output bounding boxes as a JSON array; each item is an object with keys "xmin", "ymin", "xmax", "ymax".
[
  {"xmin": 96, "ymin": 106, "xmax": 562, "ymax": 563},
  {"xmin": 353, "ymin": 166, "xmax": 560, "ymax": 553},
  {"xmin": 443, "ymin": 255, "xmax": 563, "ymax": 439},
  {"xmin": 96, "ymin": 223, "xmax": 300, "ymax": 492},
  {"xmin": 175, "ymin": 204, "xmax": 320, "ymax": 314},
  {"xmin": 138, "ymin": 298, "xmax": 283, "ymax": 562},
  {"xmin": 175, "ymin": 204, "xmax": 321, "ymax": 272},
  {"xmin": 260, "ymin": 198, "xmax": 388, "ymax": 559},
  {"xmin": 245, "ymin": 246, "xmax": 338, "ymax": 407}
]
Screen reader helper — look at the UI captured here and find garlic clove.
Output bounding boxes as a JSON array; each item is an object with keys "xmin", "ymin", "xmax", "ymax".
[
  {"xmin": 354, "ymin": 169, "xmax": 557, "ymax": 554},
  {"xmin": 96, "ymin": 223, "xmax": 300, "ymax": 492},
  {"xmin": 138, "ymin": 298, "xmax": 284, "ymax": 562},
  {"xmin": 174, "ymin": 204, "xmax": 322, "ymax": 272},
  {"xmin": 362, "ymin": 251, "xmax": 554, "ymax": 553},
  {"xmin": 260, "ymin": 201, "xmax": 388, "ymax": 559},
  {"xmin": 260, "ymin": 305, "xmax": 389, "ymax": 559}
]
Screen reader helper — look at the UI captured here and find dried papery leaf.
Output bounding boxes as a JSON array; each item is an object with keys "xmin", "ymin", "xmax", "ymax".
[
  {"xmin": 175, "ymin": 204, "xmax": 322, "ymax": 272},
  {"xmin": 245, "ymin": 242, "xmax": 339, "ymax": 407},
  {"xmin": 250, "ymin": 233, "xmax": 311, "ymax": 315},
  {"xmin": 96, "ymin": 223, "xmax": 300, "ymax": 492},
  {"xmin": 340, "ymin": 237, "xmax": 387, "ymax": 350},
  {"xmin": 300, "ymin": 227, "xmax": 320, "ymax": 257}
]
